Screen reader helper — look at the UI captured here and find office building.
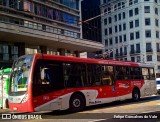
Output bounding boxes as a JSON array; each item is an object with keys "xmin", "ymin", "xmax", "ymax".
[
  {"xmin": 101, "ymin": 0, "xmax": 160, "ymax": 76},
  {"xmin": 0, "ymin": 0, "xmax": 103, "ymax": 68}
]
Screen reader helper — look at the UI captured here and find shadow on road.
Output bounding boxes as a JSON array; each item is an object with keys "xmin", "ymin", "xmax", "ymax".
[
  {"xmin": 1, "ymin": 96, "xmax": 159, "ymax": 117},
  {"xmin": 40, "ymin": 95, "xmax": 160, "ymax": 116}
]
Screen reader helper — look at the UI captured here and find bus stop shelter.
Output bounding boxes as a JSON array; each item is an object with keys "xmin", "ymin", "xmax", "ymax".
[{"xmin": 0, "ymin": 68, "xmax": 11, "ymax": 109}]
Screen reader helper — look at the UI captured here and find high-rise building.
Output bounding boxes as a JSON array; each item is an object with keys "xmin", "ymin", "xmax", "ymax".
[
  {"xmin": 81, "ymin": 0, "xmax": 102, "ymax": 57},
  {"xmin": 101, "ymin": 0, "xmax": 160, "ymax": 76},
  {"xmin": 0, "ymin": 0, "xmax": 103, "ymax": 68},
  {"xmin": 81, "ymin": 0, "xmax": 101, "ymax": 42}
]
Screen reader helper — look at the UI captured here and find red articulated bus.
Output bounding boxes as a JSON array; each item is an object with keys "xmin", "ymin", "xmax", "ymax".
[{"xmin": 8, "ymin": 54, "xmax": 157, "ymax": 112}]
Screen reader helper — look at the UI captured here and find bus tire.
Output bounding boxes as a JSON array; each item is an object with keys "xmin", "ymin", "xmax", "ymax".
[
  {"xmin": 69, "ymin": 93, "xmax": 85, "ymax": 112},
  {"xmin": 132, "ymin": 88, "xmax": 140, "ymax": 101}
]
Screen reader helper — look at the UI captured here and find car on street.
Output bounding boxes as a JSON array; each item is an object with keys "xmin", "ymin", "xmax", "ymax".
[{"xmin": 156, "ymin": 78, "xmax": 160, "ymax": 94}]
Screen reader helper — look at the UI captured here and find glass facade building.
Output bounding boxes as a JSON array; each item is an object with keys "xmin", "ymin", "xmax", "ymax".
[{"xmin": 0, "ymin": 0, "xmax": 103, "ymax": 68}]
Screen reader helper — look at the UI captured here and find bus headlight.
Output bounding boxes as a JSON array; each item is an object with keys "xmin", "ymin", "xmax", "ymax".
[{"xmin": 21, "ymin": 94, "xmax": 28, "ymax": 103}]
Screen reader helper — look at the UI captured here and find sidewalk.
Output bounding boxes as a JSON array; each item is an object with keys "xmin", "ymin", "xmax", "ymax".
[{"xmin": 0, "ymin": 108, "xmax": 13, "ymax": 113}]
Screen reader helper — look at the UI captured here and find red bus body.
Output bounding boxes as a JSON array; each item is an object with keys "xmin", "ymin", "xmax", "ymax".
[{"xmin": 8, "ymin": 54, "xmax": 157, "ymax": 112}]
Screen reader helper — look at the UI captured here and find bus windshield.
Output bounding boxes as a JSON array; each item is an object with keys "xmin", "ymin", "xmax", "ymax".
[{"xmin": 9, "ymin": 56, "xmax": 33, "ymax": 93}]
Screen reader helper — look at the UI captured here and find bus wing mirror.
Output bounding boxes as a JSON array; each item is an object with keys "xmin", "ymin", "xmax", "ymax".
[{"xmin": 41, "ymin": 69, "xmax": 45, "ymax": 80}]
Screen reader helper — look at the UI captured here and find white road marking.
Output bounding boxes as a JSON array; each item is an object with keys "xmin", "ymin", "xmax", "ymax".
[
  {"xmin": 142, "ymin": 110, "xmax": 159, "ymax": 113},
  {"xmin": 88, "ymin": 119, "xmax": 108, "ymax": 122}
]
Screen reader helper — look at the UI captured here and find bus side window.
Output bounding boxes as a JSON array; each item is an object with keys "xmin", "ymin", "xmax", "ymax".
[
  {"xmin": 64, "ymin": 63, "xmax": 84, "ymax": 88},
  {"xmin": 42, "ymin": 68, "xmax": 54, "ymax": 84},
  {"xmin": 124, "ymin": 67, "xmax": 130, "ymax": 80},
  {"xmin": 102, "ymin": 65, "xmax": 114, "ymax": 86},
  {"xmin": 134, "ymin": 67, "xmax": 142, "ymax": 79},
  {"xmin": 142, "ymin": 68, "xmax": 150, "ymax": 80},
  {"xmin": 87, "ymin": 64, "xmax": 102, "ymax": 86},
  {"xmin": 115, "ymin": 66, "xmax": 124, "ymax": 80},
  {"xmin": 130, "ymin": 67, "xmax": 135, "ymax": 79},
  {"xmin": 149, "ymin": 68, "xmax": 155, "ymax": 80}
]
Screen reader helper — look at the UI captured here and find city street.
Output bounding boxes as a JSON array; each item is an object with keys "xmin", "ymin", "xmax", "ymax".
[{"xmin": 0, "ymin": 95, "xmax": 159, "ymax": 122}]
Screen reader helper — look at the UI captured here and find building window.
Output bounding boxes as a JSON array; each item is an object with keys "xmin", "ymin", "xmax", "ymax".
[
  {"xmin": 135, "ymin": 19, "xmax": 139, "ymax": 27},
  {"xmin": 155, "ymin": 19, "xmax": 159, "ymax": 27},
  {"xmin": 0, "ymin": 45, "xmax": 9, "ymax": 61},
  {"xmin": 157, "ymin": 43, "xmax": 160, "ymax": 52},
  {"xmin": 109, "ymin": 27, "xmax": 112, "ymax": 34},
  {"xmin": 130, "ymin": 45, "xmax": 134, "ymax": 53},
  {"xmin": 109, "ymin": 38, "xmax": 113, "ymax": 45},
  {"xmin": 104, "ymin": 18, "xmax": 107, "ymax": 25},
  {"xmin": 134, "ymin": 0, "xmax": 138, "ymax": 3},
  {"xmin": 114, "ymin": 5, "xmax": 117, "ymax": 11},
  {"xmin": 145, "ymin": 18, "xmax": 151, "ymax": 25},
  {"xmin": 137, "ymin": 56, "xmax": 141, "ymax": 62},
  {"xmin": 115, "ymin": 36, "xmax": 118, "ymax": 43},
  {"xmin": 119, "ymin": 24, "xmax": 122, "ymax": 31},
  {"xmin": 105, "ymin": 39, "xmax": 108, "ymax": 46},
  {"xmin": 156, "ymin": 31, "xmax": 159, "ymax": 38},
  {"xmin": 115, "ymin": 26, "xmax": 117, "ymax": 33},
  {"xmin": 145, "ymin": 30, "xmax": 151, "ymax": 37},
  {"xmin": 109, "ymin": 17, "xmax": 112, "ymax": 24},
  {"xmin": 122, "ymin": 2, "xmax": 125, "ymax": 8},
  {"xmin": 155, "ymin": 0, "xmax": 158, "ymax": 3},
  {"xmin": 155, "ymin": 8, "xmax": 158, "ymax": 15},
  {"xmin": 136, "ymin": 31, "xmax": 140, "ymax": 39},
  {"xmin": 130, "ymin": 21, "xmax": 134, "ymax": 28},
  {"xmin": 104, "ymin": 8, "xmax": 107, "ymax": 13},
  {"xmin": 147, "ymin": 55, "xmax": 152, "ymax": 61},
  {"xmin": 119, "ymin": 35, "xmax": 122, "ymax": 42},
  {"xmin": 118, "ymin": 2, "xmax": 121, "ymax": 9},
  {"xmin": 123, "ymin": 23, "xmax": 126, "ymax": 30},
  {"xmin": 129, "ymin": 0, "xmax": 133, "ymax": 6},
  {"xmin": 135, "ymin": 8, "xmax": 139, "ymax": 15},
  {"xmin": 108, "ymin": 7, "xmax": 111, "ymax": 13},
  {"xmin": 144, "ymin": 6, "xmax": 150, "ymax": 13},
  {"xmin": 105, "ymin": 29, "xmax": 108, "ymax": 35},
  {"xmin": 144, "ymin": 0, "xmax": 150, "ymax": 1},
  {"xmin": 123, "ymin": 34, "xmax": 126, "ymax": 42},
  {"xmin": 129, "ymin": 9, "xmax": 133, "ymax": 17},
  {"xmin": 116, "ymin": 49, "xmax": 118, "ymax": 56},
  {"xmin": 146, "ymin": 43, "xmax": 152, "ymax": 52},
  {"xmin": 136, "ymin": 43, "xmax": 140, "ymax": 53},
  {"xmin": 114, "ymin": 15, "xmax": 117, "ymax": 22},
  {"xmin": 157, "ymin": 56, "xmax": 160, "ymax": 61},
  {"xmin": 124, "ymin": 47, "xmax": 127, "ymax": 55},
  {"xmin": 118, "ymin": 13, "xmax": 121, "ymax": 20},
  {"xmin": 130, "ymin": 32, "xmax": 134, "ymax": 40},
  {"xmin": 120, "ymin": 48, "xmax": 123, "ymax": 55},
  {"xmin": 123, "ymin": 12, "xmax": 125, "ymax": 19},
  {"xmin": 11, "ymin": 46, "xmax": 18, "ymax": 60},
  {"xmin": 131, "ymin": 57, "xmax": 135, "ymax": 62}
]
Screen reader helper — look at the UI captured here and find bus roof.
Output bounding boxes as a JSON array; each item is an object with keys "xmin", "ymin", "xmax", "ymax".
[{"xmin": 24, "ymin": 53, "xmax": 154, "ymax": 68}]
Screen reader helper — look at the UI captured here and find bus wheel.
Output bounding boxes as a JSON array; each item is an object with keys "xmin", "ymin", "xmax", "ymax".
[
  {"xmin": 132, "ymin": 88, "xmax": 140, "ymax": 101},
  {"xmin": 69, "ymin": 94, "xmax": 85, "ymax": 112}
]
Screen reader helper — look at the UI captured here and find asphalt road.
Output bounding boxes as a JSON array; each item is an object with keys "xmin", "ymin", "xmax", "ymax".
[{"xmin": 0, "ymin": 95, "xmax": 160, "ymax": 122}]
